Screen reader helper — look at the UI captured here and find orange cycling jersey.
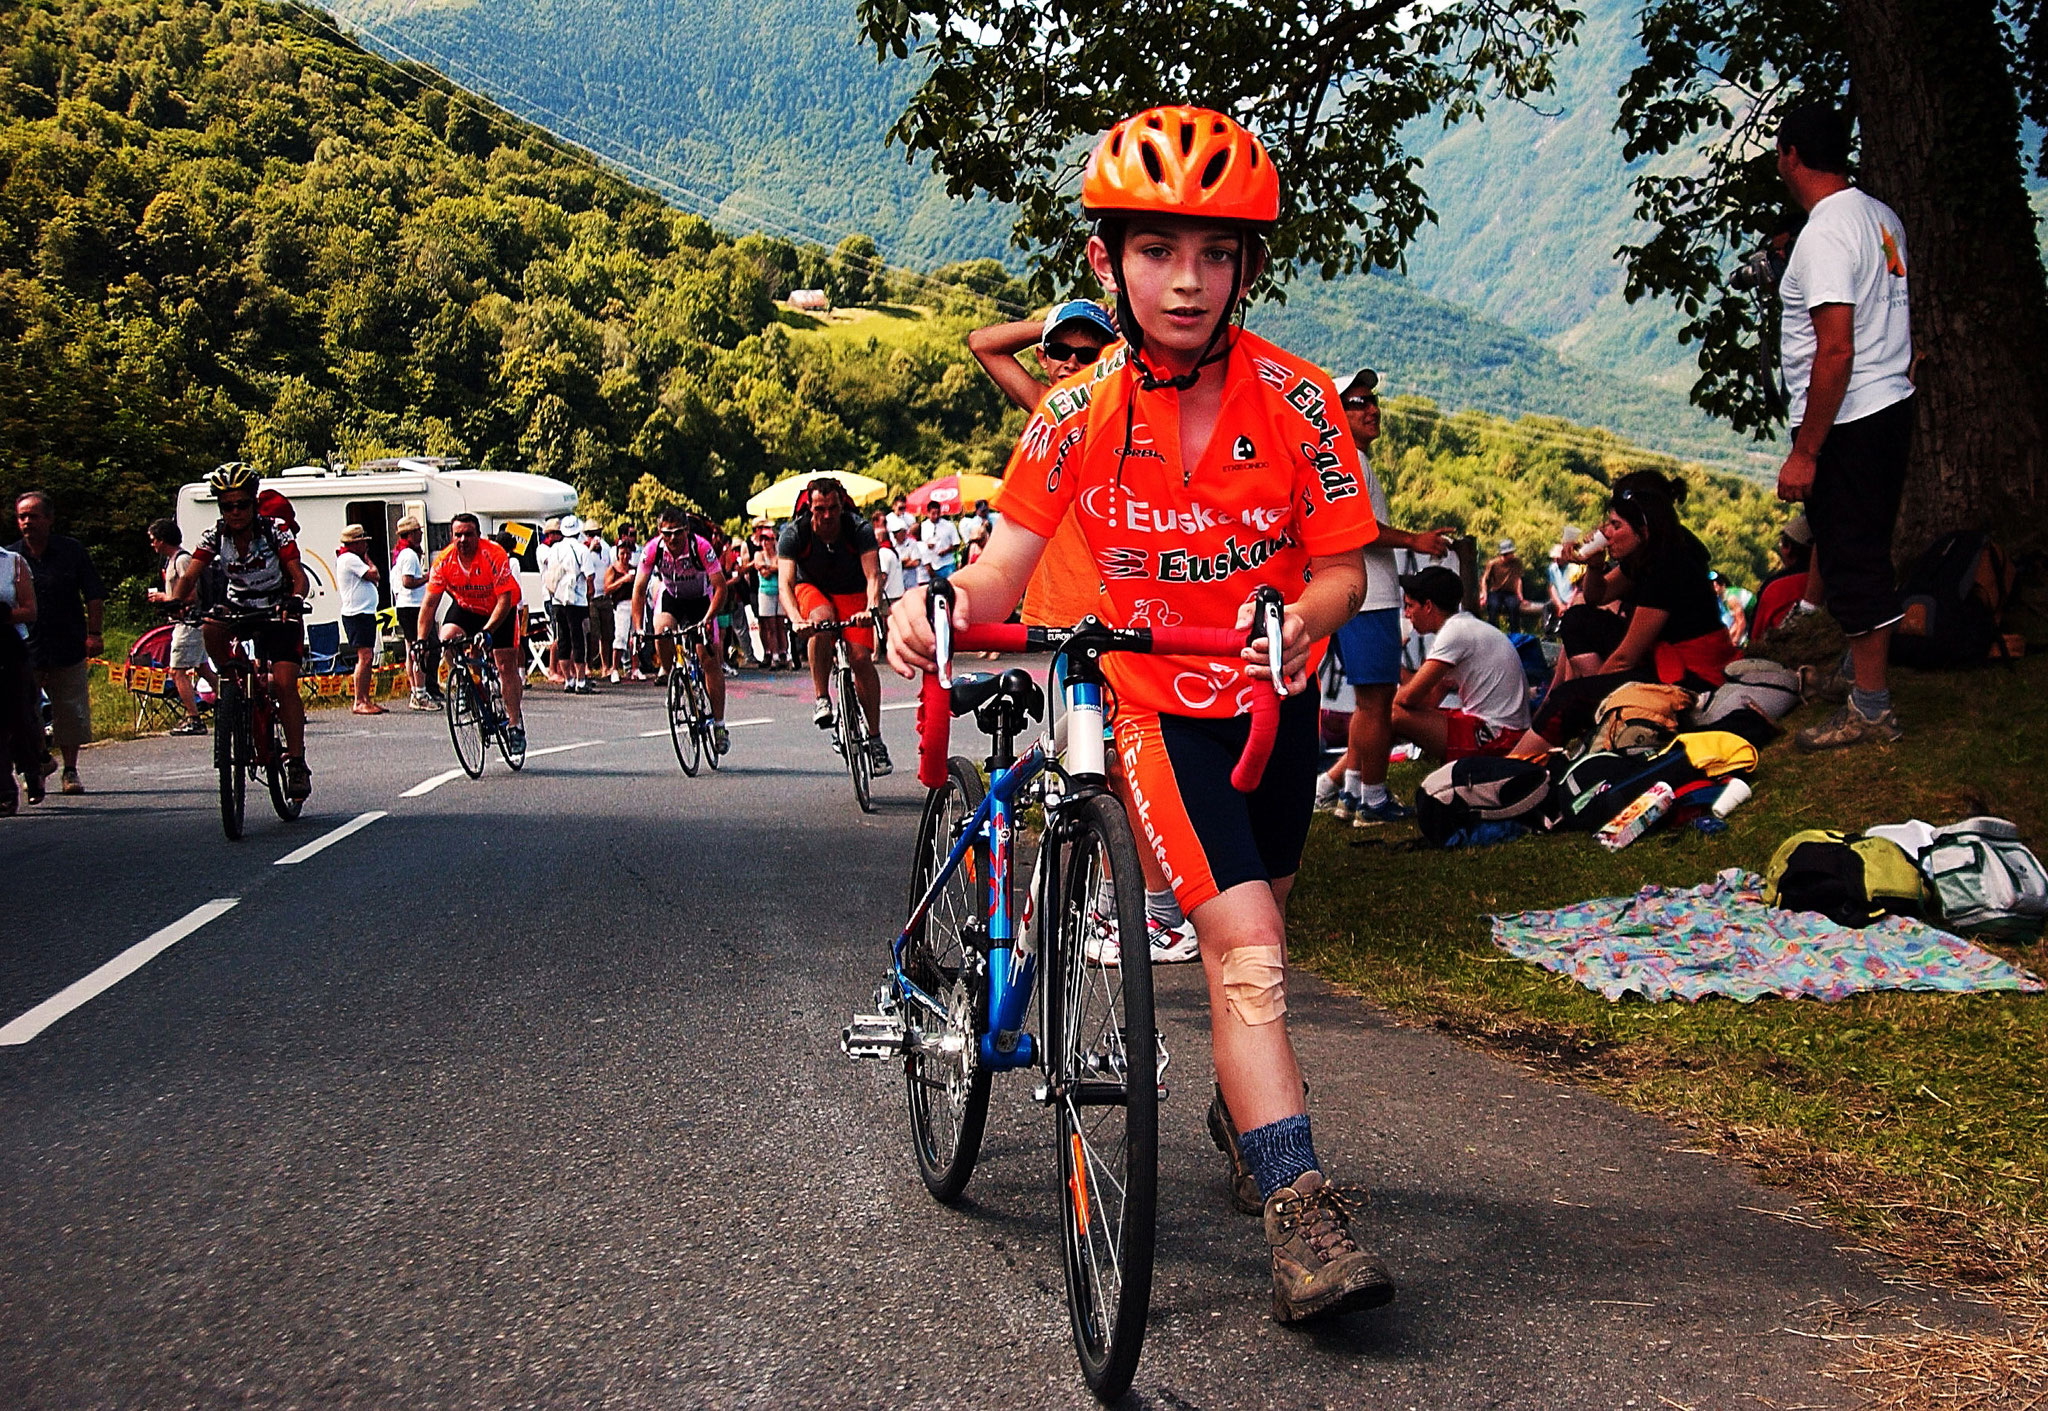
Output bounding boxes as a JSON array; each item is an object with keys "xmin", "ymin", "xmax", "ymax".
[
  {"xmin": 428, "ymin": 539, "xmax": 518, "ymax": 616},
  {"xmin": 996, "ymin": 330, "xmax": 1379, "ymax": 717}
]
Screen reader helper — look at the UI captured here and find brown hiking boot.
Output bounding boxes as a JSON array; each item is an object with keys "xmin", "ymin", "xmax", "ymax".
[
  {"xmin": 1265, "ymin": 1170, "xmax": 1395, "ymax": 1323},
  {"xmin": 1206, "ymin": 1084, "xmax": 1264, "ymax": 1216},
  {"xmin": 1794, "ymin": 701, "xmax": 1902, "ymax": 752}
]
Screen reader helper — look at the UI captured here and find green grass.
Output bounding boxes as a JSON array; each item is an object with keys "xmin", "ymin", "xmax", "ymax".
[{"xmin": 1288, "ymin": 649, "xmax": 2048, "ymax": 1272}]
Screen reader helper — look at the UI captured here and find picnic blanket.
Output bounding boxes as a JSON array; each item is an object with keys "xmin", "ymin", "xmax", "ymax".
[{"xmin": 1490, "ymin": 868, "xmax": 2045, "ymax": 1003}]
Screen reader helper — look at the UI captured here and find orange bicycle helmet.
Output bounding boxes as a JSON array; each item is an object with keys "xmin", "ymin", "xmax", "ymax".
[{"xmin": 1082, "ymin": 107, "xmax": 1279, "ymax": 226}]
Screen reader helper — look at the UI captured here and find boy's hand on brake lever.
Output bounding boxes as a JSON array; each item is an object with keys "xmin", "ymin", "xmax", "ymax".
[{"xmin": 1234, "ymin": 598, "xmax": 1311, "ymax": 694}]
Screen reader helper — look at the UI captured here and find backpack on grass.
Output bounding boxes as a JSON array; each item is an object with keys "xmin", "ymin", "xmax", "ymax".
[
  {"xmin": 1589, "ymin": 681, "xmax": 1694, "ymax": 754},
  {"xmin": 1889, "ymin": 531, "xmax": 2014, "ymax": 670},
  {"xmin": 1414, "ymin": 756, "xmax": 1553, "ymax": 846},
  {"xmin": 1691, "ymin": 658, "xmax": 1800, "ymax": 727},
  {"xmin": 1548, "ymin": 731, "xmax": 1759, "ymax": 833},
  {"xmin": 1918, "ymin": 818, "xmax": 2048, "ymax": 941},
  {"xmin": 1766, "ymin": 830, "xmax": 1927, "ymax": 927}
]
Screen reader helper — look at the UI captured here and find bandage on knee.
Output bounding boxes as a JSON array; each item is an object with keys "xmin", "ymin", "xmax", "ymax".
[{"xmin": 1219, "ymin": 945, "xmax": 1287, "ymax": 1026}]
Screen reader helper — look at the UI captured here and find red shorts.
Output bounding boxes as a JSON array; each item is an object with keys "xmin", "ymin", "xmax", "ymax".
[
  {"xmin": 1441, "ymin": 708, "xmax": 1520, "ymax": 761},
  {"xmin": 792, "ymin": 584, "xmax": 873, "ymax": 649},
  {"xmin": 1112, "ymin": 692, "xmax": 1320, "ymax": 916}
]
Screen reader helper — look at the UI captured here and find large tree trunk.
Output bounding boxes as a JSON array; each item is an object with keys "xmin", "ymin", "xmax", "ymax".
[{"xmin": 1836, "ymin": 0, "xmax": 2048, "ymax": 553}]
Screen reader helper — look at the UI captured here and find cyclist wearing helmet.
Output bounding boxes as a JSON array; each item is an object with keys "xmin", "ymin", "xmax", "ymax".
[
  {"xmin": 890, "ymin": 107, "xmax": 1392, "ymax": 1322},
  {"xmin": 173, "ymin": 462, "xmax": 313, "ymax": 800},
  {"xmin": 417, "ymin": 511, "xmax": 526, "ymax": 754}
]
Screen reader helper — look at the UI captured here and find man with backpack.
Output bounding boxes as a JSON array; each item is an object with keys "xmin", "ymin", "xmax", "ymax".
[{"xmin": 1770, "ymin": 103, "xmax": 1915, "ymax": 753}]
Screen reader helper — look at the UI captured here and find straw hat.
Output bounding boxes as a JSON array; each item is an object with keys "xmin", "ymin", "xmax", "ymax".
[{"xmin": 339, "ymin": 523, "xmax": 370, "ymax": 544}]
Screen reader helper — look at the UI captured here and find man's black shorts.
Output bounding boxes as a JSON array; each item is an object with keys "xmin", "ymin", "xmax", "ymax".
[
  {"xmin": 447, "ymin": 606, "xmax": 516, "ymax": 651},
  {"xmin": 1805, "ymin": 396, "xmax": 1913, "ymax": 636}
]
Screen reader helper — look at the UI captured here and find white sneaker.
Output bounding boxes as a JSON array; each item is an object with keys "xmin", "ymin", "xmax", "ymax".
[
  {"xmin": 1313, "ymin": 776, "xmax": 1342, "ymax": 812},
  {"xmin": 1083, "ymin": 907, "xmax": 1121, "ymax": 967},
  {"xmin": 1148, "ymin": 916, "xmax": 1200, "ymax": 963},
  {"xmin": 813, "ymin": 697, "xmax": 835, "ymax": 729}
]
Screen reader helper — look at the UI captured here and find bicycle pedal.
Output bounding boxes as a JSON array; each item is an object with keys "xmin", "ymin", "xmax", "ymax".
[{"xmin": 841, "ymin": 1014, "xmax": 907, "ymax": 1060}]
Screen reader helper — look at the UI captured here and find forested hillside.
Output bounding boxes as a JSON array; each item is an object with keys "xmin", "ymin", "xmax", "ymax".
[
  {"xmin": 0, "ymin": 0, "xmax": 1779, "ymax": 595},
  {"xmin": 324, "ymin": 0, "xmax": 1768, "ymax": 470},
  {"xmin": 0, "ymin": 0, "xmax": 1027, "ymax": 581}
]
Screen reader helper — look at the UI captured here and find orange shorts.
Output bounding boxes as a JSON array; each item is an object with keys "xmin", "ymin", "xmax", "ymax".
[
  {"xmin": 1111, "ymin": 692, "xmax": 1321, "ymax": 915},
  {"xmin": 792, "ymin": 584, "xmax": 873, "ymax": 649}
]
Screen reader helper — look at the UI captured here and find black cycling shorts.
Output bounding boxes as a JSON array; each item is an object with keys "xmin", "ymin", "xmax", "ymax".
[
  {"xmin": 658, "ymin": 591, "xmax": 712, "ymax": 627},
  {"xmin": 448, "ymin": 606, "xmax": 517, "ymax": 651}
]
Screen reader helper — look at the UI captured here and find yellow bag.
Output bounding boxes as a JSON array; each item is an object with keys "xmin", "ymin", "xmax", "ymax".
[{"xmin": 1671, "ymin": 731, "xmax": 1760, "ymax": 777}]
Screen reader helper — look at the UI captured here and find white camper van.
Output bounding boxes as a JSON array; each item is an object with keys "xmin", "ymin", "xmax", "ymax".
[{"xmin": 175, "ymin": 459, "xmax": 578, "ymax": 631}]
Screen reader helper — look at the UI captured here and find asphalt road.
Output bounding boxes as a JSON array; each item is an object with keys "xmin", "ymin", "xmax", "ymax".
[{"xmin": 1, "ymin": 665, "xmax": 1926, "ymax": 1408}]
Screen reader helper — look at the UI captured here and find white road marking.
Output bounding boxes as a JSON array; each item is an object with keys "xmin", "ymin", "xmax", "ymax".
[
  {"xmin": 881, "ymin": 701, "xmax": 920, "ymax": 712},
  {"xmin": 274, "ymin": 810, "xmax": 387, "ymax": 866},
  {"xmin": 638, "ymin": 729, "xmax": 669, "ymax": 738},
  {"xmin": 401, "ymin": 769, "xmax": 465, "ymax": 798},
  {"xmin": 0, "ymin": 899, "xmax": 240, "ymax": 1046},
  {"xmin": 727, "ymin": 716, "xmax": 774, "ymax": 727},
  {"xmin": 524, "ymin": 739, "xmax": 605, "ymax": 758},
  {"xmin": 156, "ymin": 768, "xmax": 215, "ymax": 780}
]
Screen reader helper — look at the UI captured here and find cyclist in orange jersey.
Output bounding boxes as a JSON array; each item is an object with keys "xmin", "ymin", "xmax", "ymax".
[
  {"xmin": 417, "ymin": 513, "xmax": 525, "ymax": 753},
  {"xmin": 891, "ymin": 106, "xmax": 1393, "ymax": 1323}
]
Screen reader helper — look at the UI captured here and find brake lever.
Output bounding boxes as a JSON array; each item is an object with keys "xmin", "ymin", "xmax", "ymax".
[
  {"xmin": 1249, "ymin": 585, "xmax": 1286, "ymax": 695},
  {"xmin": 928, "ymin": 577, "xmax": 956, "ymax": 689}
]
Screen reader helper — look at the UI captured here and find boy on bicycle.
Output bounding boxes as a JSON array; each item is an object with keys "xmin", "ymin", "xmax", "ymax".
[
  {"xmin": 889, "ymin": 106, "xmax": 1391, "ymax": 1322},
  {"xmin": 173, "ymin": 462, "xmax": 313, "ymax": 801}
]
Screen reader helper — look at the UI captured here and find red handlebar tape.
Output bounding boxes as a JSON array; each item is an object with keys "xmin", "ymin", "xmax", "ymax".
[{"xmin": 915, "ymin": 625, "xmax": 1281, "ymax": 793}]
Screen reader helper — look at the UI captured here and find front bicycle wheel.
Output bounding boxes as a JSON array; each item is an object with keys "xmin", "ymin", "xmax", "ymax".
[
  {"xmin": 215, "ymin": 678, "xmax": 246, "ymax": 841},
  {"xmin": 841, "ymin": 664, "xmax": 873, "ymax": 814},
  {"xmin": 668, "ymin": 665, "xmax": 701, "ymax": 776},
  {"xmin": 262, "ymin": 691, "xmax": 302, "ymax": 821},
  {"xmin": 446, "ymin": 665, "xmax": 487, "ymax": 778},
  {"xmin": 1048, "ymin": 794, "xmax": 1157, "ymax": 1402},
  {"xmin": 903, "ymin": 754, "xmax": 992, "ymax": 1202}
]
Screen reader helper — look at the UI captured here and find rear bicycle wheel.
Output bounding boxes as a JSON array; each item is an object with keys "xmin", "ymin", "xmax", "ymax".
[
  {"xmin": 693, "ymin": 670, "xmax": 722, "ymax": 772},
  {"xmin": 491, "ymin": 670, "xmax": 525, "ymax": 771},
  {"xmin": 446, "ymin": 664, "xmax": 487, "ymax": 778},
  {"xmin": 215, "ymin": 677, "xmax": 246, "ymax": 841},
  {"xmin": 1048, "ymin": 794, "xmax": 1157, "ymax": 1402},
  {"xmin": 902, "ymin": 754, "xmax": 992, "ymax": 1201},
  {"xmin": 841, "ymin": 664, "xmax": 873, "ymax": 813},
  {"xmin": 668, "ymin": 664, "xmax": 701, "ymax": 776},
  {"xmin": 262, "ymin": 689, "xmax": 302, "ymax": 821}
]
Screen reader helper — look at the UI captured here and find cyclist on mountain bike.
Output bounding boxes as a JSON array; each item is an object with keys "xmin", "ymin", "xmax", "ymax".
[
  {"xmin": 779, "ymin": 476, "xmax": 890, "ymax": 777},
  {"xmin": 416, "ymin": 512, "xmax": 525, "ymax": 754},
  {"xmin": 629, "ymin": 504, "xmax": 730, "ymax": 756},
  {"xmin": 890, "ymin": 106, "xmax": 1391, "ymax": 1323},
  {"xmin": 172, "ymin": 462, "xmax": 313, "ymax": 800}
]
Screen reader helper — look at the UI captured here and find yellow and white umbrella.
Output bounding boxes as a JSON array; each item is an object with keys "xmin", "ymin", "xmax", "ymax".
[{"xmin": 744, "ymin": 471, "xmax": 890, "ymax": 522}]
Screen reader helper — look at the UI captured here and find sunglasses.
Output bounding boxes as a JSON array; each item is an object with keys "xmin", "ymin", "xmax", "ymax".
[
  {"xmin": 218, "ymin": 497, "xmax": 256, "ymax": 511},
  {"xmin": 1341, "ymin": 396, "xmax": 1378, "ymax": 411},
  {"xmin": 660, "ymin": 526, "xmax": 688, "ymax": 537},
  {"xmin": 1041, "ymin": 342, "xmax": 1103, "ymax": 364}
]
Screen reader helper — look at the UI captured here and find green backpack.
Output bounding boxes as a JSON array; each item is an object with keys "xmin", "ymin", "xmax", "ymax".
[{"xmin": 1765, "ymin": 830, "xmax": 1928, "ymax": 927}]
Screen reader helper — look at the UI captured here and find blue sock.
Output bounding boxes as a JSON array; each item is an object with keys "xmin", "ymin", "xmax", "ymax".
[
  {"xmin": 1852, "ymin": 686, "xmax": 1892, "ymax": 718},
  {"xmin": 1237, "ymin": 1113, "xmax": 1320, "ymax": 1199}
]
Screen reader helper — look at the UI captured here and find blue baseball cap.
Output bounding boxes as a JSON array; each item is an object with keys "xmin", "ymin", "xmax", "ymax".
[{"xmin": 1041, "ymin": 300, "xmax": 1117, "ymax": 346}]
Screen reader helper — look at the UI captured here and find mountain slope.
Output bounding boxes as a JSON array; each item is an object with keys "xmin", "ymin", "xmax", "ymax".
[{"xmin": 326, "ymin": 0, "xmax": 1763, "ymax": 468}]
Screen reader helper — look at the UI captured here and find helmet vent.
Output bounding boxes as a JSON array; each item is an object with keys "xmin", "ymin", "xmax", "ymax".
[
  {"xmin": 1178, "ymin": 121, "xmax": 1194, "ymax": 155},
  {"xmin": 1144, "ymin": 113, "xmax": 1163, "ymax": 130},
  {"xmin": 1140, "ymin": 140, "xmax": 1164, "ymax": 184},
  {"xmin": 1110, "ymin": 132, "xmax": 1124, "ymax": 156},
  {"xmin": 1200, "ymin": 150, "xmax": 1229, "ymax": 190}
]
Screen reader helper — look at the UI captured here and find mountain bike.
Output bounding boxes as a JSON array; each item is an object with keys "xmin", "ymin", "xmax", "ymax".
[
  {"xmin": 654, "ymin": 623, "xmax": 721, "ymax": 776},
  {"xmin": 843, "ymin": 583, "xmax": 1284, "ymax": 1401},
  {"xmin": 800, "ymin": 612, "xmax": 880, "ymax": 813},
  {"xmin": 209, "ymin": 604, "xmax": 305, "ymax": 841},
  {"xmin": 444, "ymin": 628, "xmax": 525, "ymax": 778}
]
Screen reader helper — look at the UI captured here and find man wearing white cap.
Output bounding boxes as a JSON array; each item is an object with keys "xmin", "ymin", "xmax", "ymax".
[
  {"xmin": 392, "ymin": 513, "xmax": 439, "ymax": 710},
  {"xmin": 1482, "ymin": 537, "xmax": 1524, "ymax": 630},
  {"xmin": 544, "ymin": 513, "xmax": 596, "ymax": 694}
]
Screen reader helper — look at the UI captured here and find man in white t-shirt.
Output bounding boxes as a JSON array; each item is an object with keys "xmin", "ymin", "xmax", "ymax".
[
  {"xmin": 885, "ymin": 494, "xmax": 913, "ymax": 543},
  {"xmin": 1390, "ymin": 567, "xmax": 1531, "ymax": 761},
  {"xmin": 1771, "ymin": 102, "xmax": 1914, "ymax": 753},
  {"xmin": 1312, "ymin": 368, "xmax": 1457, "ymax": 825},
  {"xmin": 543, "ymin": 513, "xmax": 596, "ymax": 694},
  {"xmin": 391, "ymin": 514, "xmax": 438, "ymax": 710},
  {"xmin": 894, "ymin": 519, "xmax": 925, "ymax": 590},
  {"xmin": 919, "ymin": 503, "xmax": 960, "ymax": 579}
]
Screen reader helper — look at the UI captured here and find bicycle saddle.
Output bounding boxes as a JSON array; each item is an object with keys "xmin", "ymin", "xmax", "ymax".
[{"xmin": 947, "ymin": 671, "xmax": 1006, "ymax": 717}]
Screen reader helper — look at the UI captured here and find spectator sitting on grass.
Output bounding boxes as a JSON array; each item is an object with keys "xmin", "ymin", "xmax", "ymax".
[
  {"xmin": 1748, "ymin": 513, "xmax": 1814, "ymax": 643},
  {"xmin": 1389, "ymin": 567, "xmax": 1532, "ymax": 762},
  {"xmin": 1526, "ymin": 470, "xmax": 1737, "ymax": 748}
]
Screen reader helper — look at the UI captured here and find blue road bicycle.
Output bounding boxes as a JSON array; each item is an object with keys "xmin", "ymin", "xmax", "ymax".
[{"xmin": 844, "ymin": 583, "xmax": 1284, "ymax": 1401}]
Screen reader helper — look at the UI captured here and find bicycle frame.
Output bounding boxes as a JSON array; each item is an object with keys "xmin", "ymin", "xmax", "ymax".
[{"xmin": 892, "ymin": 657, "xmax": 1111, "ymax": 1073}]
